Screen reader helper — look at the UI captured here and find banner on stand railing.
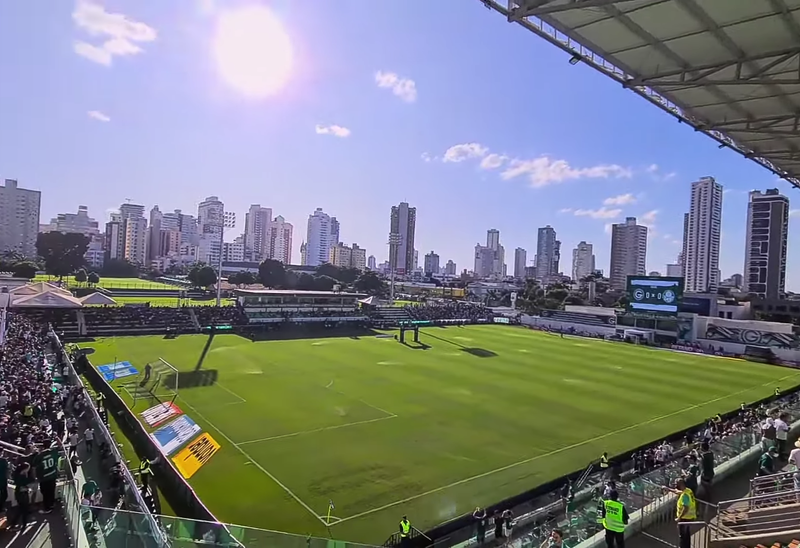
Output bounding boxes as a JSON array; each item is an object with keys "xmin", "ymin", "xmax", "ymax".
[
  {"xmin": 141, "ymin": 402, "xmax": 182, "ymax": 427},
  {"xmin": 172, "ymin": 433, "xmax": 221, "ymax": 479},
  {"xmin": 151, "ymin": 415, "xmax": 201, "ymax": 456}
]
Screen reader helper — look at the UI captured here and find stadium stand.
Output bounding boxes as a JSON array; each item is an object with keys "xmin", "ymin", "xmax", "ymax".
[
  {"xmin": 404, "ymin": 302, "xmax": 494, "ymax": 323},
  {"xmin": 540, "ymin": 309, "xmax": 616, "ymax": 328},
  {"xmin": 81, "ymin": 306, "xmax": 197, "ymax": 336},
  {"xmin": 370, "ymin": 305, "xmax": 412, "ymax": 326}
]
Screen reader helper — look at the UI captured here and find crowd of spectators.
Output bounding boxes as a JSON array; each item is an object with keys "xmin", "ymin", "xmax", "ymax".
[
  {"xmin": 405, "ymin": 301, "xmax": 495, "ymax": 323},
  {"xmin": 82, "ymin": 306, "xmax": 195, "ymax": 331},
  {"xmin": 195, "ymin": 306, "xmax": 248, "ymax": 326},
  {"xmin": 0, "ymin": 314, "xmax": 84, "ymax": 528},
  {"xmin": 243, "ymin": 308, "xmax": 366, "ymax": 321}
]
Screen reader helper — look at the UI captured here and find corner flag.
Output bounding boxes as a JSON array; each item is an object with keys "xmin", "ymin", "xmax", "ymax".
[{"xmin": 326, "ymin": 500, "xmax": 335, "ymax": 524}]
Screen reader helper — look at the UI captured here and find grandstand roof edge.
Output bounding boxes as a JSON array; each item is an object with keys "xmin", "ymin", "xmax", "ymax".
[{"xmin": 234, "ymin": 289, "xmax": 367, "ymax": 297}]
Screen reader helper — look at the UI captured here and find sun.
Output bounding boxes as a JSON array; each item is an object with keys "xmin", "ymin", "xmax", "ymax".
[{"xmin": 212, "ymin": 6, "xmax": 293, "ymax": 98}]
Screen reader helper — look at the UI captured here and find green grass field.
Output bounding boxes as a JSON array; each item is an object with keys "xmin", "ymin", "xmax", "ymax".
[
  {"xmin": 87, "ymin": 326, "xmax": 800, "ymax": 543},
  {"xmin": 34, "ymin": 275, "xmax": 177, "ymax": 290}
]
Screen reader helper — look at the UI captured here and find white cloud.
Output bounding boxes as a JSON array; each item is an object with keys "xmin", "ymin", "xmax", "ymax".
[
  {"xmin": 572, "ymin": 207, "xmax": 622, "ymax": 220},
  {"xmin": 647, "ymin": 163, "xmax": 677, "ymax": 182},
  {"xmin": 646, "ymin": 164, "xmax": 659, "ymax": 173},
  {"xmin": 640, "ymin": 209, "xmax": 658, "ymax": 227},
  {"xmin": 443, "ymin": 143, "xmax": 488, "ymax": 163},
  {"xmin": 603, "ymin": 193, "xmax": 636, "ymax": 206},
  {"xmin": 500, "ymin": 157, "xmax": 632, "ymax": 188},
  {"xmin": 421, "ymin": 152, "xmax": 435, "ymax": 162},
  {"xmin": 790, "ymin": 209, "xmax": 800, "ymax": 218},
  {"xmin": 72, "ymin": 0, "xmax": 156, "ymax": 66},
  {"xmin": 480, "ymin": 153, "xmax": 508, "ymax": 170},
  {"xmin": 374, "ymin": 71, "xmax": 417, "ymax": 103},
  {"xmin": 315, "ymin": 124, "xmax": 351, "ymax": 138},
  {"xmin": 558, "ymin": 208, "xmax": 573, "ymax": 214},
  {"xmin": 604, "ymin": 223, "xmax": 614, "ymax": 235},
  {"xmin": 87, "ymin": 110, "xmax": 111, "ymax": 122}
]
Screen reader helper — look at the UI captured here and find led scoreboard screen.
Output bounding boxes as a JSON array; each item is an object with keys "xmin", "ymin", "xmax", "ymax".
[{"xmin": 626, "ymin": 276, "xmax": 684, "ymax": 315}]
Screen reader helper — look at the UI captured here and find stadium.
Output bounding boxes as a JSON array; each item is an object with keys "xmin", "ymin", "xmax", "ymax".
[
  {"xmin": 3, "ymin": 1, "xmax": 800, "ymax": 548},
  {"xmin": 2, "ymin": 272, "xmax": 800, "ymax": 548}
]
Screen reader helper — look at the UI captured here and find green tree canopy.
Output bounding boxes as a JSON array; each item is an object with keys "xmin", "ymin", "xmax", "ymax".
[
  {"xmin": 195, "ymin": 265, "xmax": 218, "ymax": 288},
  {"xmin": 353, "ymin": 271, "xmax": 388, "ymax": 295},
  {"xmin": 74, "ymin": 268, "xmax": 88, "ymax": 284},
  {"xmin": 101, "ymin": 258, "xmax": 139, "ymax": 278},
  {"xmin": 87, "ymin": 272, "xmax": 100, "ymax": 285},
  {"xmin": 12, "ymin": 261, "xmax": 38, "ymax": 279},
  {"xmin": 258, "ymin": 259, "xmax": 287, "ymax": 288},
  {"xmin": 36, "ymin": 232, "xmax": 90, "ymax": 279}
]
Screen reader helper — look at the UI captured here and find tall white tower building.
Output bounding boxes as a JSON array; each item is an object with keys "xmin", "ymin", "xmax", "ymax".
[
  {"xmin": 571, "ymin": 241, "xmax": 595, "ymax": 281},
  {"xmin": 268, "ymin": 215, "xmax": 293, "ymax": 264},
  {"xmin": 683, "ymin": 177, "xmax": 723, "ymax": 293},
  {"xmin": 0, "ymin": 179, "xmax": 41, "ymax": 258},
  {"xmin": 305, "ymin": 208, "xmax": 337, "ymax": 266},
  {"xmin": 197, "ymin": 196, "xmax": 225, "ymax": 266},
  {"xmin": 389, "ymin": 202, "xmax": 416, "ymax": 275},
  {"xmin": 243, "ymin": 204, "xmax": 272, "ymax": 262},
  {"xmin": 609, "ymin": 217, "xmax": 647, "ymax": 289}
]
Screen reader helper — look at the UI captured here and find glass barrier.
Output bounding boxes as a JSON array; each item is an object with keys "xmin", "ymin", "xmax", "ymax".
[{"xmin": 82, "ymin": 507, "xmax": 380, "ymax": 548}]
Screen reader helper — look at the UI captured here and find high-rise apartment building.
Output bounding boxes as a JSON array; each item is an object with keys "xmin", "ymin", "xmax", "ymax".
[
  {"xmin": 124, "ymin": 216, "xmax": 148, "ymax": 265},
  {"xmin": 389, "ymin": 202, "xmax": 416, "ymax": 275},
  {"xmin": 0, "ymin": 179, "xmax": 41, "ymax": 258},
  {"xmin": 424, "ymin": 251, "xmax": 440, "ymax": 276},
  {"xmin": 351, "ymin": 244, "xmax": 367, "ymax": 271},
  {"xmin": 197, "ymin": 196, "xmax": 225, "ymax": 266},
  {"xmin": 535, "ymin": 226, "xmax": 560, "ymax": 278},
  {"xmin": 571, "ymin": 241, "xmax": 595, "ymax": 281},
  {"xmin": 106, "ymin": 203, "xmax": 147, "ymax": 266},
  {"xmin": 305, "ymin": 208, "xmax": 338, "ymax": 266},
  {"xmin": 474, "ymin": 245, "xmax": 495, "ymax": 278},
  {"xmin": 514, "ymin": 248, "xmax": 527, "ymax": 278},
  {"xmin": 147, "ymin": 206, "xmax": 163, "ymax": 264},
  {"xmin": 666, "ymin": 263, "xmax": 682, "ymax": 277},
  {"xmin": 367, "ymin": 255, "xmax": 377, "ymax": 270},
  {"xmin": 267, "ymin": 215, "xmax": 293, "ymax": 264},
  {"xmin": 445, "ymin": 260, "xmax": 457, "ymax": 276},
  {"xmin": 743, "ymin": 189, "xmax": 789, "ymax": 298},
  {"xmin": 328, "ymin": 242, "xmax": 367, "ymax": 270},
  {"xmin": 243, "ymin": 204, "xmax": 272, "ymax": 262},
  {"xmin": 223, "ymin": 236, "xmax": 245, "ymax": 262},
  {"xmin": 683, "ymin": 176, "xmax": 723, "ymax": 293},
  {"xmin": 104, "ymin": 213, "xmax": 125, "ymax": 263},
  {"xmin": 485, "ymin": 229, "xmax": 505, "ymax": 277},
  {"xmin": 46, "ymin": 205, "xmax": 99, "ymax": 235},
  {"xmin": 609, "ymin": 217, "xmax": 647, "ymax": 289}
]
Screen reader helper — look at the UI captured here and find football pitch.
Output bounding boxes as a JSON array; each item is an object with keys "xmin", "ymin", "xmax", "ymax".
[{"xmin": 88, "ymin": 326, "xmax": 800, "ymax": 543}]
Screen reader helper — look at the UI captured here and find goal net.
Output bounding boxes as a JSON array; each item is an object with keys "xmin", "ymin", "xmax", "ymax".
[{"xmin": 121, "ymin": 358, "xmax": 180, "ymax": 406}]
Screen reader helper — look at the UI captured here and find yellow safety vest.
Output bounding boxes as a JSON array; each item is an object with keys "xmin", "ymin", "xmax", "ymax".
[
  {"xmin": 399, "ymin": 520, "xmax": 410, "ymax": 537},
  {"xmin": 600, "ymin": 455, "xmax": 609, "ymax": 468},
  {"xmin": 676, "ymin": 488, "xmax": 697, "ymax": 520},
  {"xmin": 139, "ymin": 460, "xmax": 152, "ymax": 476},
  {"xmin": 603, "ymin": 500, "xmax": 625, "ymax": 532}
]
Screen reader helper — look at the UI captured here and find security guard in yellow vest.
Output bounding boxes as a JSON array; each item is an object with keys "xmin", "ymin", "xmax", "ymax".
[
  {"xmin": 601, "ymin": 490, "xmax": 629, "ymax": 548},
  {"xmin": 599, "ymin": 452, "xmax": 610, "ymax": 478},
  {"xmin": 671, "ymin": 478, "xmax": 697, "ymax": 548},
  {"xmin": 139, "ymin": 457, "xmax": 153, "ymax": 489},
  {"xmin": 399, "ymin": 516, "xmax": 411, "ymax": 548}
]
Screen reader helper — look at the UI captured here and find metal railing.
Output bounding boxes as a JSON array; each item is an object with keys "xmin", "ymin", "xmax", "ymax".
[
  {"xmin": 51, "ymin": 330, "xmax": 169, "ymax": 547},
  {"xmin": 80, "ymin": 507, "xmax": 380, "ymax": 548}
]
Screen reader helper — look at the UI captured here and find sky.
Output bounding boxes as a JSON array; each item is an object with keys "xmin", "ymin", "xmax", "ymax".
[{"xmin": 1, "ymin": 0, "xmax": 799, "ymax": 289}]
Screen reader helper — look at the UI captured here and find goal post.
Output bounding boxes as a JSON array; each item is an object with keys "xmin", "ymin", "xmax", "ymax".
[{"xmin": 124, "ymin": 357, "xmax": 180, "ymax": 406}]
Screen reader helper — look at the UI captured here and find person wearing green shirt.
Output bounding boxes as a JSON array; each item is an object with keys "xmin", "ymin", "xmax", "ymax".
[
  {"xmin": 35, "ymin": 446, "xmax": 61, "ymax": 513},
  {"xmin": 759, "ymin": 446, "xmax": 779, "ymax": 476}
]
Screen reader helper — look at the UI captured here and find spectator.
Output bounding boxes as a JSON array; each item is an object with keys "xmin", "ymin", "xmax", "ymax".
[{"xmin": 472, "ymin": 507, "xmax": 487, "ymax": 545}]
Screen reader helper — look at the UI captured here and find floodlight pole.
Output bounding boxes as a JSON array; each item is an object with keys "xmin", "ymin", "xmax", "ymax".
[{"xmin": 388, "ymin": 233, "xmax": 401, "ymax": 303}]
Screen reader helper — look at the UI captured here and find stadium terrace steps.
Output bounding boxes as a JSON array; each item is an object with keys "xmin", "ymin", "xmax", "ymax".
[
  {"xmin": 541, "ymin": 310, "xmax": 614, "ymax": 327},
  {"xmin": 81, "ymin": 308, "xmax": 197, "ymax": 336},
  {"xmin": 372, "ymin": 305, "xmax": 412, "ymax": 325}
]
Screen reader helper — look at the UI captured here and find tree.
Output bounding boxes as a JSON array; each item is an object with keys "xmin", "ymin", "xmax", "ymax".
[
  {"xmin": 12, "ymin": 261, "xmax": 37, "ymax": 279},
  {"xmin": 295, "ymin": 272, "xmax": 317, "ymax": 291},
  {"xmin": 259, "ymin": 259, "xmax": 287, "ymax": 288},
  {"xmin": 87, "ymin": 272, "xmax": 100, "ymax": 286},
  {"xmin": 311, "ymin": 274, "xmax": 336, "ymax": 291},
  {"xmin": 36, "ymin": 232, "xmax": 90, "ymax": 279},
  {"xmin": 195, "ymin": 265, "xmax": 218, "ymax": 288},
  {"xmin": 74, "ymin": 268, "xmax": 88, "ymax": 285},
  {"xmin": 101, "ymin": 258, "xmax": 139, "ymax": 278},
  {"xmin": 353, "ymin": 271, "xmax": 388, "ymax": 295}
]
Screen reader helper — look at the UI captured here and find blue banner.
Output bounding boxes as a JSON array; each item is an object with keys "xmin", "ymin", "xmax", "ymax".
[
  {"xmin": 150, "ymin": 416, "xmax": 201, "ymax": 456},
  {"xmin": 98, "ymin": 361, "xmax": 138, "ymax": 382}
]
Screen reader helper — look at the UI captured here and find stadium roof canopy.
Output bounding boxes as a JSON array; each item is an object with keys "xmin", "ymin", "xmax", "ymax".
[
  {"xmin": 235, "ymin": 289, "xmax": 366, "ymax": 297},
  {"xmin": 483, "ymin": 0, "xmax": 800, "ymax": 189}
]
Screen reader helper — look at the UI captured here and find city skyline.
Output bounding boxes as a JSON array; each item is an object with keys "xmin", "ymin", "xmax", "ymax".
[{"xmin": 2, "ymin": 3, "xmax": 800, "ymax": 288}]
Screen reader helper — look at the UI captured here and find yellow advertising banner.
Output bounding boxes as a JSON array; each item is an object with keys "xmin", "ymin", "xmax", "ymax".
[{"xmin": 172, "ymin": 433, "xmax": 221, "ymax": 479}]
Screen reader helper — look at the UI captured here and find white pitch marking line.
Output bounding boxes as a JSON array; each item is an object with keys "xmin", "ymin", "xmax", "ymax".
[
  {"xmin": 236, "ymin": 415, "xmax": 398, "ymax": 446},
  {"xmin": 326, "ymin": 385, "xmax": 395, "ymax": 418},
  {"xmin": 329, "ymin": 374, "xmax": 800, "ymax": 526},
  {"xmin": 214, "ymin": 382, "xmax": 247, "ymax": 403},
  {"xmin": 175, "ymin": 396, "xmax": 327, "ymax": 526},
  {"xmin": 326, "ymin": 380, "xmax": 334, "ymax": 389}
]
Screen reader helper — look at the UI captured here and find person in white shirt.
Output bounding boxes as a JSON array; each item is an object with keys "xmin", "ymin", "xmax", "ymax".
[
  {"xmin": 84, "ymin": 427, "xmax": 95, "ymax": 452},
  {"xmin": 789, "ymin": 439, "xmax": 800, "ymax": 498},
  {"xmin": 761, "ymin": 413, "xmax": 776, "ymax": 452},
  {"xmin": 69, "ymin": 431, "xmax": 80, "ymax": 457},
  {"xmin": 774, "ymin": 412, "xmax": 790, "ymax": 457}
]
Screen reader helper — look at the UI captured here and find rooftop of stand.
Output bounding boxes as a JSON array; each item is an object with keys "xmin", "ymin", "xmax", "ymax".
[
  {"xmin": 486, "ymin": 0, "xmax": 800, "ymax": 188},
  {"xmin": 235, "ymin": 289, "xmax": 366, "ymax": 297}
]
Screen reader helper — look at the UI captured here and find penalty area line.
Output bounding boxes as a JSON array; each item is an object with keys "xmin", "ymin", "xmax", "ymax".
[
  {"xmin": 175, "ymin": 396, "xmax": 328, "ymax": 526},
  {"xmin": 236, "ymin": 415, "xmax": 398, "ymax": 446},
  {"xmin": 329, "ymin": 379, "xmax": 793, "ymax": 526},
  {"xmin": 213, "ymin": 382, "xmax": 247, "ymax": 403}
]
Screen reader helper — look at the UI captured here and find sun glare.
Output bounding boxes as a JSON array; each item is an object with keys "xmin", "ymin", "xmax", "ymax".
[{"xmin": 212, "ymin": 6, "xmax": 293, "ymax": 98}]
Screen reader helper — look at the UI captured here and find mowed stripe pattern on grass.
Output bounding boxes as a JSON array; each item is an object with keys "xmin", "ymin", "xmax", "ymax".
[{"xmin": 89, "ymin": 327, "xmax": 799, "ymax": 543}]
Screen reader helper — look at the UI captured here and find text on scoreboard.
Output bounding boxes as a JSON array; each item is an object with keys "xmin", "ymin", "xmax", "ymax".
[{"xmin": 626, "ymin": 276, "xmax": 684, "ymax": 315}]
